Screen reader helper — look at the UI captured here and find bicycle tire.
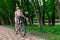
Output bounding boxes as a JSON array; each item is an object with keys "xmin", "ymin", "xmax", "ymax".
[{"xmin": 19, "ymin": 23, "xmax": 26, "ymax": 37}]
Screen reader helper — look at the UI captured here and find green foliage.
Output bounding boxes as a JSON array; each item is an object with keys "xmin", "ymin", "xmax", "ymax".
[
  {"xmin": 0, "ymin": 0, "xmax": 58, "ymax": 25},
  {"xmin": 43, "ymin": 0, "xmax": 57, "ymax": 19}
]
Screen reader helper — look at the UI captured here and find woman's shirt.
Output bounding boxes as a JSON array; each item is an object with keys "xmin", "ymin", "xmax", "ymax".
[{"xmin": 15, "ymin": 10, "xmax": 22, "ymax": 17}]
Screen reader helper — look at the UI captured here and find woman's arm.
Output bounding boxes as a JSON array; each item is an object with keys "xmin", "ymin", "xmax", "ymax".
[{"xmin": 20, "ymin": 10, "xmax": 25, "ymax": 18}]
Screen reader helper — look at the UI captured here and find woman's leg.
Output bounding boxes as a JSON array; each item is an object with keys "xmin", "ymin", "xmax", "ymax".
[
  {"xmin": 15, "ymin": 22, "xmax": 18, "ymax": 31},
  {"xmin": 16, "ymin": 19, "xmax": 21, "ymax": 34},
  {"xmin": 15, "ymin": 19, "xmax": 19, "ymax": 34}
]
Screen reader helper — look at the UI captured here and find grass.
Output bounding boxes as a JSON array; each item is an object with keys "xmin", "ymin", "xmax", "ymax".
[
  {"xmin": 48, "ymin": 36, "xmax": 60, "ymax": 40},
  {"xmin": 26, "ymin": 25, "xmax": 60, "ymax": 40},
  {"xmin": 26, "ymin": 25, "xmax": 60, "ymax": 35},
  {"xmin": 3, "ymin": 24, "xmax": 60, "ymax": 40}
]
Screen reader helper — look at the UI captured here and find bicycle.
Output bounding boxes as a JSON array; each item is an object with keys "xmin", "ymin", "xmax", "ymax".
[{"xmin": 14, "ymin": 16, "xmax": 26, "ymax": 37}]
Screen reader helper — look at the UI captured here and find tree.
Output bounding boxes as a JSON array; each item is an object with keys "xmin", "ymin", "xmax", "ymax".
[
  {"xmin": 52, "ymin": 0, "xmax": 55, "ymax": 25},
  {"xmin": 42, "ymin": 0, "xmax": 45, "ymax": 25},
  {"xmin": 56, "ymin": 0, "xmax": 60, "ymax": 20}
]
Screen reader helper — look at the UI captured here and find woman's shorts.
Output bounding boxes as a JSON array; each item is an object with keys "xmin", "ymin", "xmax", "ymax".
[{"xmin": 15, "ymin": 17, "xmax": 19, "ymax": 23}]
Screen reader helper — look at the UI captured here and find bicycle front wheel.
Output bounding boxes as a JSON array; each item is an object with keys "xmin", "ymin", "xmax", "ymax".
[{"xmin": 19, "ymin": 23, "xmax": 26, "ymax": 37}]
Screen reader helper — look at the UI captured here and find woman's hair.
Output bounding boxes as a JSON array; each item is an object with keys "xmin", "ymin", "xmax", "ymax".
[{"xmin": 16, "ymin": 7, "xmax": 19, "ymax": 9}]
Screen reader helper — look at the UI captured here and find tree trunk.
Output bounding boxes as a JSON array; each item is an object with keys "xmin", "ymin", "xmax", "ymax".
[
  {"xmin": 7, "ymin": 16, "xmax": 12, "ymax": 25},
  {"xmin": 31, "ymin": 0, "xmax": 43, "ymax": 27},
  {"xmin": 52, "ymin": 0, "xmax": 55, "ymax": 25},
  {"xmin": 1, "ymin": 20, "xmax": 4, "ymax": 25},
  {"xmin": 38, "ymin": 10, "xmax": 43, "ymax": 27},
  {"xmin": 56, "ymin": 0, "xmax": 60, "ymax": 20},
  {"xmin": 52, "ymin": 13, "xmax": 55, "ymax": 25},
  {"xmin": 28, "ymin": 16, "xmax": 33, "ymax": 26},
  {"xmin": 38, "ymin": 1, "xmax": 43, "ymax": 27},
  {"xmin": 42, "ymin": 9, "xmax": 45, "ymax": 25},
  {"xmin": 48, "ymin": 16, "xmax": 50, "ymax": 26},
  {"xmin": 42, "ymin": 0, "xmax": 45, "ymax": 25},
  {"xmin": 0, "ymin": 18, "xmax": 5, "ymax": 25}
]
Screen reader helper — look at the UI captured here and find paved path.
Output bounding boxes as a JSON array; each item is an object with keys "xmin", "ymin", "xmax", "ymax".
[{"xmin": 0, "ymin": 26, "xmax": 46, "ymax": 40}]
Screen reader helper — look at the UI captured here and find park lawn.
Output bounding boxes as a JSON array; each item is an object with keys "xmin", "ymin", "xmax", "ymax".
[
  {"xmin": 4, "ymin": 24, "xmax": 60, "ymax": 40},
  {"xmin": 26, "ymin": 25, "xmax": 60, "ymax": 40}
]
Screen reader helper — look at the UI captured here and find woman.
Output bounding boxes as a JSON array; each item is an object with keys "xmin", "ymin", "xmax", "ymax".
[{"xmin": 14, "ymin": 7, "xmax": 25, "ymax": 34}]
